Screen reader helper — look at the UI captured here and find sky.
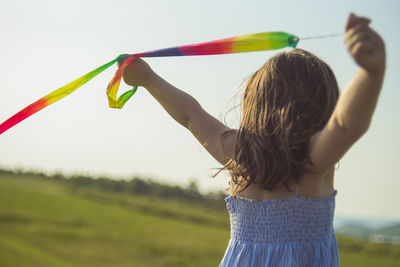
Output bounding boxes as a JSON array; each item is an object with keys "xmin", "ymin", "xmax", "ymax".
[{"xmin": 0, "ymin": 0, "xmax": 399, "ymax": 221}]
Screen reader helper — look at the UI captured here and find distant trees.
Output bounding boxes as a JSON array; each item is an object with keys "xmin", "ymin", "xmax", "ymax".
[{"xmin": 0, "ymin": 168, "xmax": 227, "ymax": 210}]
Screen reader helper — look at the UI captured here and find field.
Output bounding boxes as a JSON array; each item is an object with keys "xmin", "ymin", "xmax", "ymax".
[{"xmin": 1, "ymin": 173, "xmax": 399, "ymax": 266}]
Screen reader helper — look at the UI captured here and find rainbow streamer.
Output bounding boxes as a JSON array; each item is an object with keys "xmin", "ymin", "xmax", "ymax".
[{"xmin": 0, "ymin": 31, "xmax": 299, "ymax": 135}]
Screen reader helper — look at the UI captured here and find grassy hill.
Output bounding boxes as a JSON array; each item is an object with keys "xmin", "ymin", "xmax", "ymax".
[{"xmin": 1, "ymin": 172, "xmax": 399, "ymax": 266}]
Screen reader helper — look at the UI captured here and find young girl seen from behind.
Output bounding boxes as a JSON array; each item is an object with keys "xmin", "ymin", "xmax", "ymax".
[{"xmin": 119, "ymin": 13, "xmax": 386, "ymax": 267}]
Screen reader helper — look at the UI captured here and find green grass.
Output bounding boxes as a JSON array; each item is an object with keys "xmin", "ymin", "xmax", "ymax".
[
  {"xmin": 0, "ymin": 175, "xmax": 229, "ymax": 266},
  {"xmin": 1, "ymin": 174, "xmax": 399, "ymax": 266},
  {"xmin": 338, "ymin": 235, "xmax": 400, "ymax": 266}
]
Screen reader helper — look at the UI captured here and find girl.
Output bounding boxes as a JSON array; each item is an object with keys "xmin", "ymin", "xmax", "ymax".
[{"xmin": 118, "ymin": 13, "xmax": 385, "ymax": 266}]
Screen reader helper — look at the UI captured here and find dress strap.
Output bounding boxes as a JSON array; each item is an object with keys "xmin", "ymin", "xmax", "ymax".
[{"xmin": 295, "ymin": 183, "xmax": 300, "ymax": 196}]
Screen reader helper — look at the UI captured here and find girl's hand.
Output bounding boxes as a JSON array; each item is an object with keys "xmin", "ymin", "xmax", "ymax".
[
  {"xmin": 345, "ymin": 13, "xmax": 386, "ymax": 75},
  {"xmin": 118, "ymin": 56, "xmax": 155, "ymax": 87}
]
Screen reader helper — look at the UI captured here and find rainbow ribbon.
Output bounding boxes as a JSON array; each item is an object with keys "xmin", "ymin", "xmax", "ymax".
[{"xmin": 0, "ymin": 31, "xmax": 299, "ymax": 135}]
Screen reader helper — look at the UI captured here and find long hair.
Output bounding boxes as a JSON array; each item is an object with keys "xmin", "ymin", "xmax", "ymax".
[{"xmin": 223, "ymin": 49, "xmax": 339, "ymax": 196}]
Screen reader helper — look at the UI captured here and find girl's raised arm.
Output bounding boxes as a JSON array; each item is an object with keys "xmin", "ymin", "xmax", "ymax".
[
  {"xmin": 306, "ymin": 13, "xmax": 386, "ymax": 174},
  {"xmin": 119, "ymin": 58, "xmax": 236, "ymax": 166}
]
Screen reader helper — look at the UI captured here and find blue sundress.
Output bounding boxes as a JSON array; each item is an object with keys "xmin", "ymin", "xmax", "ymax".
[{"xmin": 219, "ymin": 185, "xmax": 339, "ymax": 266}]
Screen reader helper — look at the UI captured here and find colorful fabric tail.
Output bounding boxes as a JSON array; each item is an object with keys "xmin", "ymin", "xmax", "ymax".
[{"xmin": 0, "ymin": 31, "xmax": 299, "ymax": 135}]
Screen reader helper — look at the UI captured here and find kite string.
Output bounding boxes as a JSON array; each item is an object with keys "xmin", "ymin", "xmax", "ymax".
[{"xmin": 300, "ymin": 33, "xmax": 344, "ymax": 41}]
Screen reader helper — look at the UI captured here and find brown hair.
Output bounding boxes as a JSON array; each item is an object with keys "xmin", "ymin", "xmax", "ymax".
[{"xmin": 223, "ymin": 49, "xmax": 339, "ymax": 196}]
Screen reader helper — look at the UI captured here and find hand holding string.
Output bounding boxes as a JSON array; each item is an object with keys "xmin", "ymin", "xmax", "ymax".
[{"xmin": 345, "ymin": 13, "xmax": 386, "ymax": 75}]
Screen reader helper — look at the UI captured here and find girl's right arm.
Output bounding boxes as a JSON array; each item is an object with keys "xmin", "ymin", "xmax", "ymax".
[
  {"xmin": 306, "ymin": 13, "xmax": 386, "ymax": 174},
  {"xmin": 119, "ymin": 58, "xmax": 236, "ymax": 166}
]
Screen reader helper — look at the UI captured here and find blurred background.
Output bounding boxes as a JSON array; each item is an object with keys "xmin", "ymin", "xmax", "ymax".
[{"xmin": 0, "ymin": 0, "xmax": 399, "ymax": 266}]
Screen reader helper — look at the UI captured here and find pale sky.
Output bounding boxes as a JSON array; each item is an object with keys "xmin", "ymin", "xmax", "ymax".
[{"xmin": 0, "ymin": 0, "xmax": 399, "ymax": 221}]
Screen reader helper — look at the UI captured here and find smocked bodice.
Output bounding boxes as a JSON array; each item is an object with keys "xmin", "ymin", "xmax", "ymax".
[
  {"xmin": 219, "ymin": 190, "xmax": 339, "ymax": 267},
  {"xmin": 226, "ymin": 191, "xmax": 337, "ymax": 243}
]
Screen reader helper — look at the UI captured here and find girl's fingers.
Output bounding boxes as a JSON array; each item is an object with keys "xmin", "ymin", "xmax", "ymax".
[
  {"xmin": 345, "ymin": 21, "xmax": 370, "ymax": 42},
  {"xmin": 347, "ymin": 31, "xmax": 375, "ymax": 61},
  {"xmin": 346, "ymin": 26, "xmax": 376, "ymax": 50},
  {"xmin": 345, "ymin": 21, "xmax": 375, "ymax": 52},
  {"xmin": 347, "ymin": 36, "xmax": 372, "ymax": 57},
  {"xmin": 348, "ymin": 32, "xmax": 371, "ymax": 47}
]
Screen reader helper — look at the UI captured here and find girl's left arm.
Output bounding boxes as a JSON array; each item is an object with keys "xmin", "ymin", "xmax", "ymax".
[{"xmin": 120, "ymin": 58, "xmax": 236, "ymax": 165}]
